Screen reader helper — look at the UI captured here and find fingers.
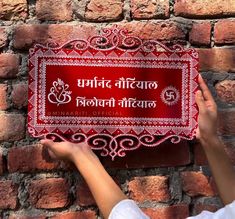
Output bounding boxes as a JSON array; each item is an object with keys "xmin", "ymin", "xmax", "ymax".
[
  {"xmin": 196, "ymin": 90, "xmax": 206, "ymax": 113},
  {"xmin": 198, "ymin": 75, "xmax": 214, "ymax": 102},
  {"xmin": 40, "ymin": 139, "xmax": 57, "ymax": 153}
]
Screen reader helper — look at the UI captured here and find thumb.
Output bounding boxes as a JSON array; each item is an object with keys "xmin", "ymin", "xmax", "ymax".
[
  {"xmin": 196, "ymin": 90, "xmax": 206, "ymax": 113},
  {"xmin": 40, "ymin": 139, "xmax": 57, "ymax": 155}
]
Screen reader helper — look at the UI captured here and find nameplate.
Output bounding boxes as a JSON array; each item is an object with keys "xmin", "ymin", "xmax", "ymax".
[{"xmin": 28, "ymin": 26, "xmax": 199, "ymax": 160}]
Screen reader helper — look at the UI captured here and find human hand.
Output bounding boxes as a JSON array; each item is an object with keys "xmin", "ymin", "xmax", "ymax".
[
  {"xmin": 195, "ymin": 75, "xmax": 218, "ymax": 144},
  {"xmin": 40, "ymin": 139, "xmax": 97, "ymax": 165}
]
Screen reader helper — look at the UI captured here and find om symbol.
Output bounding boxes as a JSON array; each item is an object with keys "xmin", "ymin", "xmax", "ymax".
[
  {"xmin": 161, "ymin": 86, "xmax": 180, "ymax": 106},
  {"xmin": 48, "ymin": 78, "xmax": 72, "ymax": 106}
]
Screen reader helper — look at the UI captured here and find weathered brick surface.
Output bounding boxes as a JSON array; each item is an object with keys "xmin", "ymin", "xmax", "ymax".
[
  {"xmin": 0, "ymin": 180, "xmax": 18, "ymax": 209},
  {"xmin": 223, "ymin": 141, "xmax": 235, "ymax": 165},
  {"xmin": 194, "ymin": 204, "xmax": 219, "ymax": 215},
  {"xmin": 76, "ymin": 180, "xmax": 95, "ymax": 206},
  {"xmin": 13, "ymin": 24, "xmax": 97, "ymax": 50},
  {"xmin": 85, "ymin": 0, "xmax": 123, "ymax": 21},
  {"xmin": 0, "ymin": 84, "xmax": 8, "ymax": 110},
  {"xmin": 189, "ymin": 22, "xmax": 211, "ymax": 46},
  {"xmin": 101, "ymin": 140, "xmax": 191, "ymax": 168},
  {"xmin": 214, "ymin": 20, "xmax": 235, "ymax": 45},
  {"xmin": 143, "ymin": 205, "xmax": 189, "ymax": 219},
  {"xmin": 50, "ymin": 211, "xmax": 97, "ymax": 219},
  {"xmin": 128, "ymin": 176, "xmax": 170, "ymax": 202},
  {"xmin": 11, "ymin": 83, "xmax": 28, "ymax": 109},
  {"xmin": 29, "ymin": 178, "xmax": 69, "ymax": 209},
  {"xmin": 9, "ymin": 215, "xmax": 46, "ymax": 219},
  {"xmin": 0, "ymin": 0, "xmax": 234, "ymax": 217},
  {"xmin": 194, "ymin": 140, "xmax": 235, "ymax": 166},
  {"xmin": 218, "ymin": 110, "xmax": 235, "ymax": 135},
  {"xmin": 0, "ymin": 54, "xmax": 19, "ymax": 79},
  {"xmin": 215, "ymin": 80, "xmax": 235, "ymax": 104},
  {"xmin": 120, "ymin": 21, "xmax": 185, "ymax": 41},
  {"xmin": 8, "ymin": 144, "xmax": 61, "ymax": 173},
  {"xmin": 0, "ymin": 27, "xmax": 7, "ymax": 48},
  {"xmin": 130, "ymin": 0, "xmax": 169, "ymax": 19},
  {"xmin": 36, "ymin": 0, "xmax": 72, "ymax": 21},
  {"xmin": 174, "ymin": 0, "xmax": 235, "ymax": 18},
  {"xmin": 193, "ymin": 141, "xmax": 208, "ymax": 166},
  {"xmin": 181, "ymin": 171, "xmax": 215, "ymax": 197},
  {"xmin": 0, "ymin": 152, "xmax": 3, "ymax": 175},
  {"xmin": 198, "ymin": 48, "xmax": 235, "ymax": 72},
  {"xmin": 0, "ymin": 0, "xmax": 27, "ymax": 20},
  {"xmin": 0, "ymin": 114, "xmax": 25, "ymax": 141}
]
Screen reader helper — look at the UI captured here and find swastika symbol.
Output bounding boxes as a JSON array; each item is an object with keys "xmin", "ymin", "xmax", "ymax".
[
  {"xmin": 161, "ymin": 86, "xmax": 180, "ymax": 106},
  {"xmin": 165, "ymin": 90, "xmax": 177, "ymax": 101}
]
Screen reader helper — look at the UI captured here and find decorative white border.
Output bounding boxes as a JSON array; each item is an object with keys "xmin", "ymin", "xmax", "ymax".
[{"xmin": 28, "ymin": 25, "xmax": 199, "ymax": 160}]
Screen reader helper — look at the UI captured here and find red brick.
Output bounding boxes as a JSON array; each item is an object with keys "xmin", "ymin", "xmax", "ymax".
[
  {"xmin": 8, "ymin": 144, "xmax": 63, "ymax": 173},
  {"xmin": 29, "ymin": 178, "xmax": 69, "ymax": 209},
  {"xmin": 85, "ymin": 0, "xmax": 123, "ymax": 21},
  {"xmin": 50, "ymin": 211, "xmax": 96, "ymax": 219},
  {"xmin": 214, "ymin": 20, "xmax": 235, "ymax": 45},
  {"xmin": 0, "ymin": 27, "xmax": 7, "ymax": 48},
  {"xmin": 193, "ymin": 141, "xmax": 208, "ymax": 166},
  {"xmin": 0, "ymin": 0, "xmax": 27, "ymax": 20},
  {"xmin": 194, "ymin": 140, "xmax": 235, "ymax": 166},
  {"xmin": 9, "ymin": 215, "xmax": 45, "ymax": 219},
  {"xmin": 130, "ymin": 0, "xmax": 169, "ymax": 19},
  {"xmin": 198, "ymin": 48, "xmax": 235, "ymax": 72},
  {"xmin": 0, "ymin": 114, "xmax": 25, "ymax": 141},
  {"xmin": 143, "ymin": 204, "xmax": 189, "ymax": 219},
  {"xmin": 0, "ymin": 152, "xmax": 3, "ymax": 175},
  {"xmin": 218, "ymin": 110, "xmax": 235, "ymax": 135},
  {"xmin": 0, "ymin": 180, "xmax": 18, "ymax": 209},
  {"xmin": 11, "ymin": 83, "xmax": 28, "ymax": 109},
  {"xmin": 0, "ymin": 53, "xmax": 19, "ymax": 79},
  {"xmin": 194, "ymin": 203, "xmax": 219, "ymax": 215},
  {"xmin": 174, "ymin": 0, "xmax": 235, "ymax": 18},
  {"xmin": 119, "ymin": 21, "xmax": 185, "ymax": 41},
  {"xmin": 181, "ymin": 171, "xmax": 215, "ymax": 197},
  {"xmin": 36, "ymin": 0, "xmax": 72, "ymax": 21},
  {"xmin": 215, "ymin": 80, "xmax": 235, "ymax": 103},
  {"xmin": 128, "ymin": 176, "xmax": 170, "ymax": 202},
  {"xmin": 0, "ymin": 84, "xmax": 8, "ymax": 110},
  {"xmin": 223, "ymin": 141, "xmax": 235, "ymax": 165},
  {"xmin": 189, "ymin": 22, "xmax": 211, "ymax": 46},
  {"xmin": 13, "ymin": 24, "xmax": 97, "ymax": 50},
  {"xmin": 76, "ymin": 180, "xmax": 95, "ymax": 206},
  {"xmin": 101, "ymin": 140, "xmax": 190, "ymax": 168}
]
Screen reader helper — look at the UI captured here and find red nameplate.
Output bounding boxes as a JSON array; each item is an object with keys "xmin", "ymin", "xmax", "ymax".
[{"xmin": 28, "ymin": 26, "xmax": 199, "ymax": 160}]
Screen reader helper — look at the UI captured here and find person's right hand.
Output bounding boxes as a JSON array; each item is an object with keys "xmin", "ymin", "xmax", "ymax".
[{"xmin": 195, "ymin": 75, "xmax": 218, "ymax": 144}]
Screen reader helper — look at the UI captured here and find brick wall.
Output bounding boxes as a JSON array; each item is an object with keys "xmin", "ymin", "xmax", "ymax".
[{"xmin": 0, "ymin": 0, "xmax": 234, "ymax": 218}]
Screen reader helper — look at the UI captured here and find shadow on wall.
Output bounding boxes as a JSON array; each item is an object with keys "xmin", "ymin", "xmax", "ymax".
[{"xmin": 13, "ymin": 24, "xmax": 98, "ymax": 50}]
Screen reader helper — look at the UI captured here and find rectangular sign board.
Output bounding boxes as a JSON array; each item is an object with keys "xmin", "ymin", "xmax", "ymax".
[{"xmin": 28, "ymin": 26, "xmax": 199, "ymax": 159}]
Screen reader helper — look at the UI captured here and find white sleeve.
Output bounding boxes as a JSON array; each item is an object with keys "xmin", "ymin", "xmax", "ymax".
[
  {"xmin": 187, "ymin": 200, "xmax": 235, "ymax": 219},
  {"xmin": 108, "ymin": 199, "xmax": 150, "ymax": 219}
]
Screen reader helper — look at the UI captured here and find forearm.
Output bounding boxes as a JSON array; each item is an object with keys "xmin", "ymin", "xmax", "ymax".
[
  {"xmin": 74, "ymin": 154, "xmax": 126, "ymax": 219},
  {"xmin": 201, "ymin": 136, "xmax": 235, "ymax": 205}
]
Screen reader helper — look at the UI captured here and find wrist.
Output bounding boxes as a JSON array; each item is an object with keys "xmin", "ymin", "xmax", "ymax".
[
  {"xmin": 73, "ymin": 150, "xmax": 100, "ymax": 169},
  {"xmin": 200, "ymin": 135, "xmax": 221, "ymax": 150}
]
